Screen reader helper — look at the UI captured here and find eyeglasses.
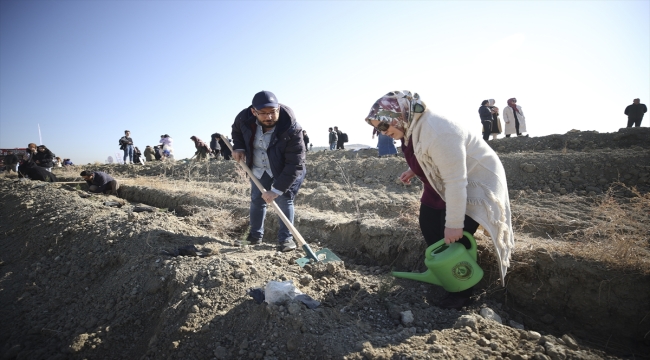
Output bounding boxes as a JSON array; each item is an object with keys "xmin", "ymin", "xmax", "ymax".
[{"xmin": 254, "ymin": 108, "xmax": 279, "ymax": 118}]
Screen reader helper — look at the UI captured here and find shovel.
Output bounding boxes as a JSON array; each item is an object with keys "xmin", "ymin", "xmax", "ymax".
[{"xmin": 220, "ymin": 135, "xmax": 342, "ymax": 267}]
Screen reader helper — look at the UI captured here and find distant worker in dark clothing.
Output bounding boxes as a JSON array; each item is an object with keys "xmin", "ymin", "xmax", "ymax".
[
  {"xmin": 478, "ymin": 100, "xmax": 493, "ymax": 142},
  {"xmin": 328, "ymin": 127, "xmax": 338, "ymax": 150},
  {"xmin": 34, "ymin": 145, "xmax": 55, "ymax": 172},
  {"xmin": 63, "ymin": 159, "xmax": 74, "ymax": 166},
  {"xmin": 144, "ymin": 145, "xmax": 156, "ymax": 162},
  {"xmin": 624, "ymin": 98, "xmax": 647, "ymax": 127},
  {"xmin": 209, "ymin": 133, "xmax": 222, "ymax": 159},
  {"xmin": 18, "ymin": 161, "xmax": 57, "ymax": 182},
  {"xmin": 302, "ymin": 130, "xmax": 310, "ymax": 151},
  {"xmin": 81, "ymin": 171, "xmax": 119, "ymax": 195},
  {"xmin": 4, "ymin": 151, "xmax": 19, "ymax": 173},
  {"xmin": 211, "ymin": 133, "xmax": 233, "ymax": 160},
  {"xmin": 133, "ymin": 146, "xmax": 144, "ymax": 164},
  {"xmin": 190, "ymin": 136, "xmax": 211, "ymax": 161},
  {"xmin": 334, "ymin": 126, "xmax": 345, "ymax": 149},
  {"xmin": 153, "ymin": 146, "xmax": 162, "ymax": 161}
]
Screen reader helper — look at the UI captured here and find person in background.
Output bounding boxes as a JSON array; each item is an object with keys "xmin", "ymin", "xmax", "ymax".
[
  {"xmin": 24, "ymin": 143, "xmax": 37, "ymax": 162},
  {"xmin": 3, "ymin": 151, "xmax": 19, "ymax": 174},
  {"xmin": 133, "ymin": 146, "xmax": 144, "ymax": 164},
  {"xmin": 190, "ymin": 136, "xmax": 211, "ymax": 161},
  {"xmin": 624, "ymin": 98, "xmax": 647, "ymax": 128},
  {"xmin": 80, "ymin": 170, "xmax": 119, "ymax": 195},
  {"xmin": 328, "ymin": 127, "xmax": 338, "ymax": 150},
  {"xmin": 334, "ymin": 126, "xmax": 345, "ymax": 149},
  {"xmin": 19, "ymin": 161, "xmax": 57, "ymax": 182},
  {"xmin": 153, "ymin": 146, "xmax": 162, "ymax": 161},
  {"xmin": 34, "ymin": 145, "xmax": 55, "ymax": 172},
  {"xmin": 119, "ymin": 130, "xmax": 134, "ymax": 164},
  {"xmin": 159, "ymin": 134, "xmax": 173, "ymax": 156},
  {"xmin": 373, "ymin": 127, "xmax": 397, "ymax": 157},
  {"xmin": 63, "ymin": 158, "xmax": 74, "ymax": 166},
  {"xmin": 503, "ymin": 98, "xmax": 528, "ymax": 137},
  {"xmin": 231, "ymin": 90, "xmax": 306, "ymax": 252},
  {"xmin": 365, "ymin": 90, "xmax": 514, "ymax": 310},
  {"xmin": 478, "ymin": 100, "xmax": 493, "ymax": 142},
  {"xmin": 210, "ymin": 133, "xmax": 222, "ymax": 159},
  {"xmin": 302, "ymin": 130, "xmax": 310, "ymax": 152},
  {"xmin": 53, "ymin": 157, "xmax": 63, "ymax": 168},
  {"xmin": 488, "ymin": 99, "xmax": 502, "ymax": 140},
  {"xmin": 211, "ymin": 133, "xmax": 233, "ymax": 160},
  {"xmin": 144, "ymin": 145, "xmax": 156, "ymax": 162}
]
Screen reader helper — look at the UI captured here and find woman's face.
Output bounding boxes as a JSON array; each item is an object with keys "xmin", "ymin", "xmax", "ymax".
[{"xmin": 369, "ymin": 120, "xmax": 404, "ymax": 140}]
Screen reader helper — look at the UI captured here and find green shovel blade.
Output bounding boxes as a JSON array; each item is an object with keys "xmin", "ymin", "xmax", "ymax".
[{"xmin": 295, "ymin": 244, "xmax": 342, "ymax": 267}]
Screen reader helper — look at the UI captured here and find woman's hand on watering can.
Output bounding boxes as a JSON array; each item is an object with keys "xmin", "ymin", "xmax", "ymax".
[
  {"xmin": 444, "ymin": 227, "xmax": 464, "ymax": 244},
  {"xmin": 399, "ymin": 169, "xmax": 416, "ymax": 184}
]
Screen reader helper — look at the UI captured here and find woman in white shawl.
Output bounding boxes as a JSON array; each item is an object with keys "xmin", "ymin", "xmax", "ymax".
[
  {"xmin": 365, "ymin": 91, "xmax": 515, "ymax": 309},
  {"xmin": 502, "ymin": 98, "xmax": 527, "ymax": 137}
]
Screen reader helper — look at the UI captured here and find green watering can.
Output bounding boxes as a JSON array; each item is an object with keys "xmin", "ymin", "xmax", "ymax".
[{"xmin": 392, "ymin": 231, "xmax": 483, "ymax": 292}]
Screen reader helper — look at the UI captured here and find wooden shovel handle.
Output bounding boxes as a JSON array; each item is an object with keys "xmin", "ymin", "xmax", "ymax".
[{"xmin": 219, "ymin": 135, "xmax": 308, "ymax": 247}]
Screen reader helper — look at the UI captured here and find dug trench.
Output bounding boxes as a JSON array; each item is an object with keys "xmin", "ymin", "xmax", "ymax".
[{"xmin": 0, "ymin": 128, "xmax": 649, "ymax": 359}]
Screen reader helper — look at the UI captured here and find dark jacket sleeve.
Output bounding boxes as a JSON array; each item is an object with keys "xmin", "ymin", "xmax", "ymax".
[
  {"xmin": 272, "ymin": 124, "xmax": 305, "ymax": 193},
  {"xmin": 231, "ymin": 108, "xmax": 251, "ymax": 152},
  {"xmin": 625, "ymin": 105, "xmax": 631, "ymax": 115}
]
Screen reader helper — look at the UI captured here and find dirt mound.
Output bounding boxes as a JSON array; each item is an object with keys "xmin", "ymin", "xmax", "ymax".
[{"xmin": 1, "ymin": 129, "xmax": 649, "ymax": 359}]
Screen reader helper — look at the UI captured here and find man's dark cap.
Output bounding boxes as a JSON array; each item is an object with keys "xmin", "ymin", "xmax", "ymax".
[
  {"xmin": 80, "ymin": 171, "xmax": 89, "ymax": 176},
  {"xmin": 252, "ymin": 91, "xmax": 278, "ymax": 110}
]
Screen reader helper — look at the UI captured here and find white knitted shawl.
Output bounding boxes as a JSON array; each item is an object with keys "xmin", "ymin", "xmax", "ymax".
[{"xmin": 409, "ymin": 110, "xmax": 515, "ymax": 286}]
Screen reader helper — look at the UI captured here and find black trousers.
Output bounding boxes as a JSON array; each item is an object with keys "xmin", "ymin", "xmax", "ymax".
[
  {"xmin": 482, "ymin": 121, "xmax": 492, "ymax": 141},
  {"xmin": 627, "ymin": 117, "xmax": 643, "ymax": 127},
  {"xmin": 418, "ymin": 203, "xmax": 480, "ymax": 296},
  {"xmin": 418, "ymin": 203, "xmax": 480, "ymax": 248}
]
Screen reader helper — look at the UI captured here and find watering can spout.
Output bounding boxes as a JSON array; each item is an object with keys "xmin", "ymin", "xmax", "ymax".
[{"xmin": 391, "ymin": 269, "xmax": 442, "ymax": 286}]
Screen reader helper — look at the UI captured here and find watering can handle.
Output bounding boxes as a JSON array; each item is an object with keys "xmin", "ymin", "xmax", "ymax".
[{"xmin": 425, "ymin": 231, "xmax": 477, "ymax": 260}]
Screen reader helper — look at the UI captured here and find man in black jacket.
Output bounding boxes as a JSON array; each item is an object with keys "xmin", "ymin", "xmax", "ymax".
[
  {"xmin": 231, "ymin": 91, "xmax": 306, "ymax": 252},
  {"xmin": 81, "ymin": 171, "xmax": 119, "ymax": 195},
  {"xmin": 478, "ymin": 100, "xmax": 493, "ymax": 142},
  {"xmin": 624, "ymin": 98, "xmax": 647, "ymax": 128},
  {"xmin": 334, "ymin": 126, "xmax": 345, "ymax": 149}
]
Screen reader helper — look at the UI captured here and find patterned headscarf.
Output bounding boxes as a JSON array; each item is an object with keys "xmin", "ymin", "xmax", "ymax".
[
  {"xmin": 508, "ymin": 98, "xmax": 521, "ymax": 115},
  {"xmin": 365, "ymin": 91, "xmax": 426, "ymax": 144}
]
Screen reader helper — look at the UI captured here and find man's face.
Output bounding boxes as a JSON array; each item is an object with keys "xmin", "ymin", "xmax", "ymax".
[
  {"xmin": 633, "ymin": 99, "xmax": 640, "ymax": 105},
  {"xmin": 126, "ymin": 131, "xmax": 131, "ymax": 136},
  {"xmin": 251, "ymin": 107, "xmax": 279, "ymax": 128},
  {"xmin": 83, "ymin": 174, "xmax": 93, "ymax": 181}
]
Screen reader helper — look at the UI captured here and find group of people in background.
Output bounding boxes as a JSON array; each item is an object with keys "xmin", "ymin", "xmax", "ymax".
[
  {"xmin": 119, "ymin": 131, "xmax": 178, "ymax": 165},
  {"xmin": 479, "ymin": 98, "xmax": 528, "ymax": 142},
  {"xmin": 328, "ymin": 126, "xmax": 347, "ymax": 150}
]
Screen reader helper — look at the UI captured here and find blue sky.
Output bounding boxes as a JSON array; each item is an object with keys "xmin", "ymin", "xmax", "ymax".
[{"xmin": 1, "ymin": 0, "xmax": 648, "ymax": 164}]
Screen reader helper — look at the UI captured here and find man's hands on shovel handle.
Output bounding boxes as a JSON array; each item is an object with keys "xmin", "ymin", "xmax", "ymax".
[
  {"xmin": 233, "ymin": 150, "xmax": 246, "ymax": 163},
  {"xmin": 261, "ymin": 191, "xmax": 279, "ymax": 203}
]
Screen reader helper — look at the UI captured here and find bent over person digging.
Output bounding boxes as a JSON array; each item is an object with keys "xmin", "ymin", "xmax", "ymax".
[
  {"xmin": 230, "ymin": 90, "xmax": 306, "ymax": 252},
  {"xmin": 365, "ymin": 90, "xmax": 515, "ymax": 310}
]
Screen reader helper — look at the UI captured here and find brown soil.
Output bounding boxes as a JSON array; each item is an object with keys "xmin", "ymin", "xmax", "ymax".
[{"xmin": 1, "ymin": 128, "xmax": 649, "ymax": 360}]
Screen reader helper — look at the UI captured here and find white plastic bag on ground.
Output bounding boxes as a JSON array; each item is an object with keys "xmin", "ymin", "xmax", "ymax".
[{"xmin": 264, "ymin": 280, "xmax": 303, "ymax": 304}]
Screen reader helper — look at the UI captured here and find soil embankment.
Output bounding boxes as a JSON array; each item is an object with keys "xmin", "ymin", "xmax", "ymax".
[{"xmin": 1, "ymin": 128, "xmax": 649, "ymax": 359}]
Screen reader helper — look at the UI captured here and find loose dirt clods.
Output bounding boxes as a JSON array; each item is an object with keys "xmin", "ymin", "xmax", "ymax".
[{"xmin": 1, "ymin": 128, "xmax": 649, "ymax": 359}]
